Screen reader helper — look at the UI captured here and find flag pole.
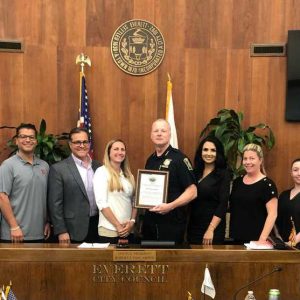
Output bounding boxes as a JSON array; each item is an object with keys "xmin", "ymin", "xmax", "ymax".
[{"xmin": 75, "ymin": 53, "xmax": 91, "ymax": 127}]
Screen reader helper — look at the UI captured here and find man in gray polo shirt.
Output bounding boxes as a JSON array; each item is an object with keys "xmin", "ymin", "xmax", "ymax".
[{"xmin": 0, "ymin": 123, "xmax": 50, "ymax": 242}]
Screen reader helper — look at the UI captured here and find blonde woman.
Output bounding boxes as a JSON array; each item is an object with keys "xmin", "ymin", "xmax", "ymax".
[
  {"xmin": 229, "ymin": 144, "xmax": 278, "ymax": 244},
  {"xmin": 93, "ymin": 139, "xmax": 137, "ymax": 243}
]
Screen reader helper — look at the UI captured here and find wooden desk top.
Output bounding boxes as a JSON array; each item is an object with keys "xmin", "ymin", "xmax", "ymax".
[{"xmin": 0, "ymin": 243, "xmax": 299, "ymax": 263}]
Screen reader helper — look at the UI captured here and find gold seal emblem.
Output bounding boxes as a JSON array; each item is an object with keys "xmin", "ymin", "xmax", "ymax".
[{"xmin": 111, "ymin": 19, "xmax": 165, "ymax": 76}]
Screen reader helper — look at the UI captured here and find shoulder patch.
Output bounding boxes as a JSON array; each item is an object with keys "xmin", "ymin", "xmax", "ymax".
[{"xmin": 183, "ymin": 158, "xmax": 193, "ymax": 171}]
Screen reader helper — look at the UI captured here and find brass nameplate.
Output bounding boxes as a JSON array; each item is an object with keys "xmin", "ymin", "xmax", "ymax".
[{"xmin": 113, "ymin": 250, "xmax": 156, "ymax": 261}]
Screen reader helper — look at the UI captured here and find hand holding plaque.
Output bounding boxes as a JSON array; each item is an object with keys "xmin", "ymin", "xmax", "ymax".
[{"xmin": 135, "ymin": 169, "xmax": 169, "ymax": 208}]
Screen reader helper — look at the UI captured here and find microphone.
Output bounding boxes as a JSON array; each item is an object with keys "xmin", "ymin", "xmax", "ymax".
[{"xmin": 232, "ymin": 266, "xmax": 282, "ymax": 300}]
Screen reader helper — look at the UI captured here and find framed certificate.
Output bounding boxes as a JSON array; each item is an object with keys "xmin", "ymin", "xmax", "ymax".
[{"xmin": 135, "ymin": 169, "xmax": 169, "ymax": 208}]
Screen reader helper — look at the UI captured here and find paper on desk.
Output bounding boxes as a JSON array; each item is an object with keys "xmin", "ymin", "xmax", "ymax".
[
  {"xmin": 77, "ymin": 242, "xmax": 110, "ymax": 248},
  {"xmin": 244, "ymin": 241, "xmax": 273, "ymax": 250}
]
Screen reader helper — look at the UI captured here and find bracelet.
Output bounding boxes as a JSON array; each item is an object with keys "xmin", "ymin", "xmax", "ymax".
[
  {"xmin": 130, "ymin": 219, "xmax": 136, "ymax": 223},
  {"xmin": 10, "ymin": 226, "xmax": 20, "ymax": 231},
  {"xmin": 209, "ymin": 222, "xmax": 216, "ymax": 229}
]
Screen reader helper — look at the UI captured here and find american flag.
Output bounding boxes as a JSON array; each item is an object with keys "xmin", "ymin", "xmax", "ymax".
[
  {"xmin": 6, "ymin": 289, "xmax": 17, "ymax": 300},
  {"xmin": 77, "ymin": 72, "xmax": 94, "ymax": 157},
  {"xmin": 5, "ymin": 286, "xmax": 17, "ymax": 300}
]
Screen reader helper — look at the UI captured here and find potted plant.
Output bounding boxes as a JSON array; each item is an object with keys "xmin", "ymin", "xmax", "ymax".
[
  {"xmin": 2, "ymin": 119, "xmax": 70, "ymax": 165},
  {"xmin": 200, "ymin": 109, "xmax": 275, "ymax": 177}
]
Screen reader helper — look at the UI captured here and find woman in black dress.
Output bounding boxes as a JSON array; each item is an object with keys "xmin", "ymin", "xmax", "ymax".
[
  {"xmin": 276, "ymin": 158, "xmax": 300, "ymax": 247},
  {"xmin": 230, "ymin": 144, "xmax": 278, "ymax": 244},
  {"xmin": 187, "ymin": 136, "xmax": 231, "ymax": 245}
]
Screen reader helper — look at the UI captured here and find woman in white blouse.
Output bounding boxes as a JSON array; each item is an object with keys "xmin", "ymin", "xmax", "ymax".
[{"xmin": 93, "ymin": 139, "xmax": 137, "ymax": 243}]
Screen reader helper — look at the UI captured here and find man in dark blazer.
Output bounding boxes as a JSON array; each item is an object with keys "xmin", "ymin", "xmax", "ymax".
[{"xmin": 48, "ymin": 127, "xmax": 101, "ymax": 243}]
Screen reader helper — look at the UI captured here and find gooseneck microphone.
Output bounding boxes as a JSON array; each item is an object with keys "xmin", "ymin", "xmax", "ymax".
[{"xmin": 232, "ymin": 266, "xmax": 282, "ymax": 300}]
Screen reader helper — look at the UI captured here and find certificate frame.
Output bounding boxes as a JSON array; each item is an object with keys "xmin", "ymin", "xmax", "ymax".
[{"xmin": 135, "ymin": 169, "xmax": 169, "ymax": 208}]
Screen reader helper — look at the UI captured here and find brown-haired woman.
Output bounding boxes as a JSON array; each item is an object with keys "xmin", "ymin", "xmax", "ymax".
[{"xmin": 276, "ymin": 158, "xmax": 300, "ymax": 248}]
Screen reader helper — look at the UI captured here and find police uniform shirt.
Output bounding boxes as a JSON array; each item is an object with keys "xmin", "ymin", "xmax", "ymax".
[{"xmin": 145, "ymin": 145, "xmax": 196, "ymax": 223}]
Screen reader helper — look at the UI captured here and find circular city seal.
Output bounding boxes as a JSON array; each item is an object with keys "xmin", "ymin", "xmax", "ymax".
[{"xmin": 111, "ymin": 19, "xmax": 165, "ymax": 76}]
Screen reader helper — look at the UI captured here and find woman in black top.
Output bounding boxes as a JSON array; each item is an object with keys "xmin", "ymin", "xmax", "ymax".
[
  {"xmin": 277, "ymin": 158, "xmax": 300, "ymax": 246},
  {"xmin": 187, "ymin": 136, "xmax": 231, "ymax": 245},
  {"xmin": 230, "ymin": 144, "xmax": 278, "ymax": 244}
]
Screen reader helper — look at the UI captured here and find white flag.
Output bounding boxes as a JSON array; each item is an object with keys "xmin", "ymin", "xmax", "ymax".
[
  {"xmin": 166, "ymin": 78, "xmax": 178, "ymax": 149},
  {"xmin": 201, "ymin": 267, "xmax": 216, "ymax": 299},
  {"xmin": 1, "ymin": 290, "xmax": 7, "ymax": 300}
]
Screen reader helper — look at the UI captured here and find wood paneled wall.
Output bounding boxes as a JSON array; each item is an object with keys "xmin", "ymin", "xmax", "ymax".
[{"xmin": 1, "ymin": 0, "xmax": 300, "ymax": 192}]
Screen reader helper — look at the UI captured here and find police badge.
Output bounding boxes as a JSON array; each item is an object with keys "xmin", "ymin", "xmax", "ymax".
[
  {"xmin": 111, "ymin": 19, "xmax": 165, "ymax": 76},
  {"xmin": 162, "ymin": 159, "xmax": 172, "ymax": 168}
]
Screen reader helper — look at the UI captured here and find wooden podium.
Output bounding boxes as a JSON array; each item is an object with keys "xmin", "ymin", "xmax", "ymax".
[{"xmin": 0, "ymin": 244, "xmax": 299, "ymax": 300}]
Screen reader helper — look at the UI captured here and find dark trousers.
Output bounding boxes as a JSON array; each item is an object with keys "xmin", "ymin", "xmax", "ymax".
[
  {"xmin": 72, "ymin": 215, "xmax": 100, "ymax": 243},
  {"xmin": 84, "ymin": 215, "xmax": 100, "ymax": 243},
  {"xmin": 142, "ymin": 221, "xmax": 186, "ymax": 244}
]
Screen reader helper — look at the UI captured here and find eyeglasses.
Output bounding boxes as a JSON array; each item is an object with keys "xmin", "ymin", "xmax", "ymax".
[
  {"xmin": 17, "ymin": 135, "xmax": 36, "ymax": 141},
  {"xmin": 70, "ymin": 140, "xmax": 90, "ymax": 146}
]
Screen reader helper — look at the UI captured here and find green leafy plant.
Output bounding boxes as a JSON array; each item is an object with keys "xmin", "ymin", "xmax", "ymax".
[
  {"xmin": 200, "ymin": 109, "xmax": 275, "ymax": 177},
  {"xmin": 3, "ymin": 119, "xmax": 70, "ymax": 165}
]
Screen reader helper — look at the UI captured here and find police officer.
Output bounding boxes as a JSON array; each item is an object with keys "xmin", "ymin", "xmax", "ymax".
[{"xmin": 142, "ymin": 119, "xmax": 197, "ymax": 244}]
